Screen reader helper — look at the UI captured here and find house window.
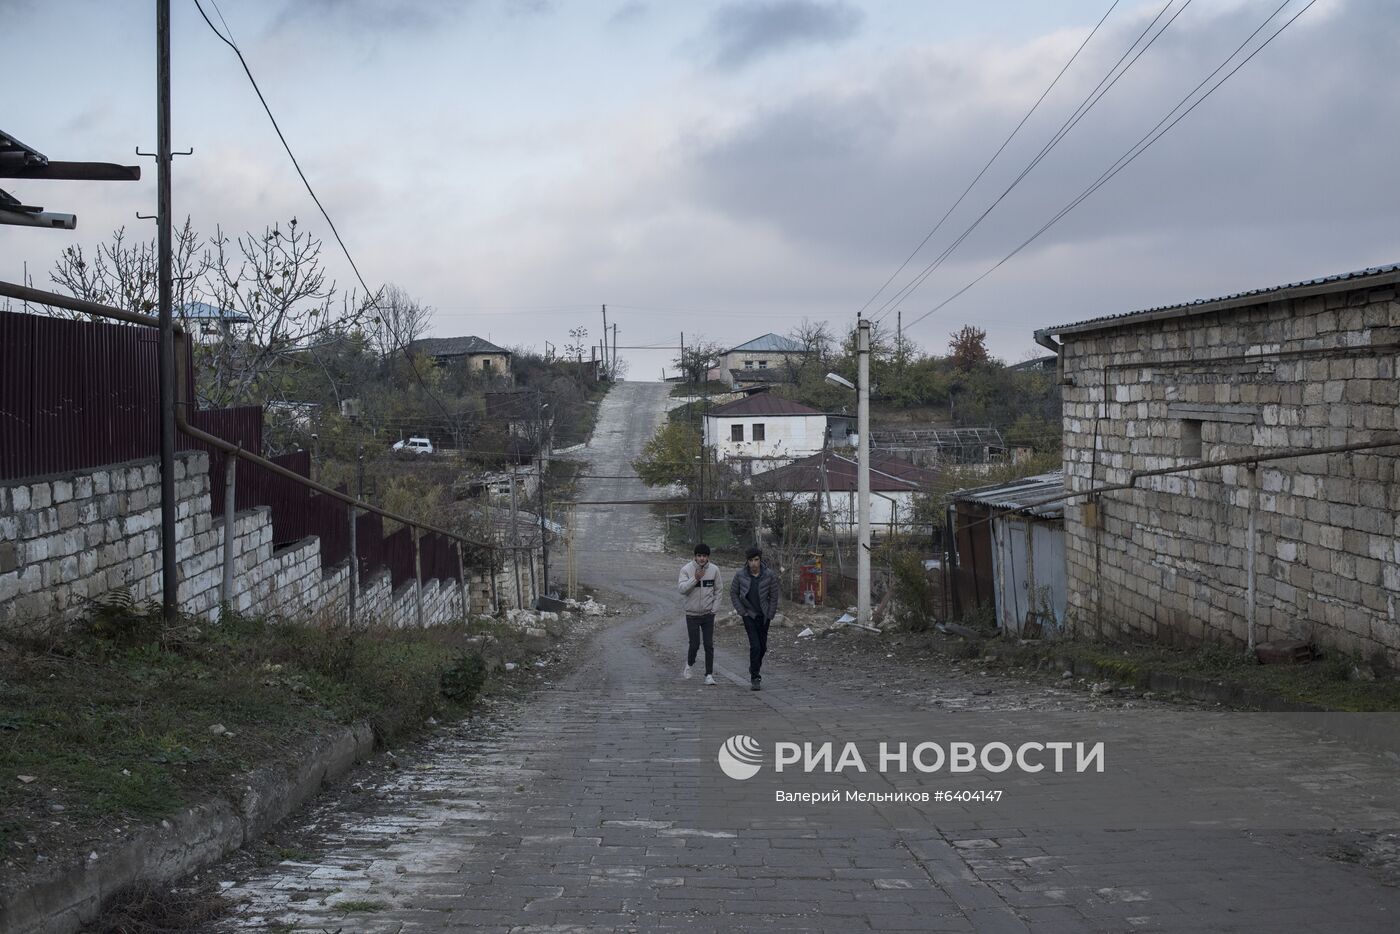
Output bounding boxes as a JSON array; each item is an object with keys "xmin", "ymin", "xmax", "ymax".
[
  {"xmin": 482, "ymin": 358, "xmax": 493, "ymax": 371},
  {"xmin": 757, "ymin": 360, "xmax": 769, "ymax": 369},
  {"xmin": 744, "ymin": 360, "xmax": 756, "ymax": 369},
  {"xmin": 731, "ymin": 424, "xmax": 744, "ymax": 442},
  {"xmin": 1181, "ymin": 419, "xmax": 1202, "ymax": 459},
  {"xmin": 752, "ymin": 423, "xmax": 766, "ymax": 442}
]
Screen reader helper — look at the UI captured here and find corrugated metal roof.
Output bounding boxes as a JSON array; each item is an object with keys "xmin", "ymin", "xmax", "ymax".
[
  {"xmin": 1040, "ymin": 263, "xmax": 1400, "ymax": 338},
  {"xmin": 754, "ymin": 449, "xmax": 942, "ymax": 493},
  {"xmin": 180, "ymin": 301, "xmax": 251, "ymax": 323},
  {"xmin": 708, "ymin": 394, "xmax": 822, "ymax": 417},
  {"xmin": 727, "ymin": 332, "xmax": 803, "ymax": 353},
  {"xmin": 953, "ymin": 472, "xmax": 1065, "ymax": 519},
  {"xmin": 410, "ymin": 335, "xmax": 510, "ymax": 357}
]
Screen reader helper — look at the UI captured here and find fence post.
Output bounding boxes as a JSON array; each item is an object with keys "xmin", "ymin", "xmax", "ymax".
[
  {"xmin": 348, "ymin": 505, "xmax": 358, "ymax": 626},
  {"xmin": 220, "ymin": 450, "xmax": 237, "ymax": 609},
  {"xmin": 413, "ymin": 527, "xmax": 424, "ymax": 628},
  {"xmin": 456, "ymin": 542, "xmax": 468, "ymax": 620}
]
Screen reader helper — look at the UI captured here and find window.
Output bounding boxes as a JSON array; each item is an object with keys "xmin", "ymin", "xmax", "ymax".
[
  {"xmin": 1181, "ymin": 419, "xmax": 1202, "ymax": 458},
  {"xmin": 482, "ymin": 358, "xmax": 493, "ymax": 371},
  {"xmin": 758, "ymin": 360, "xmax": 769, "ymax": 369},
  {"xmin": 731, "ymin": 424, "xmax": 744, "ymax": 442},
  {"xmin": 744, "ymin": 360, "xmax": 755, "ymax": 369},
  {"xmin": 752, "ymin": 423, "xmax": 766, "ymax": 441}
]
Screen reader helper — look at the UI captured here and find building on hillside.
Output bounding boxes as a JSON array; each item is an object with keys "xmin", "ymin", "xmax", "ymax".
[
  {"xmin": 1035, "ymin": 262, "xmax": 1400, "ymax": 663},
  {"xmin": 703, "ymin": 394, "xmax": 828, "ymax": 475},
  {"xmin": 409, "ymin": 335, "xmax": 512, "ymax": 377},
  {"xmin": 948, "ymin": 473, "xmax": 1067, "ymax": 637},
  {"xmin": 485, "ymin": 389, "xmax": 553, "ymax": 459},
  {"xmin": 1007, "ymin": 354, "xmax": 1058, "ymax": 374},
  {"xmin": 753, "ymin": 448, "xmax": 940, "ymax": 537},
  {"xmin": 717, "ymin": 333, "xmax": 805, "ymax": 388},
  {"xmin": 179, "ymin": 301, "xmax": 251, "ymax": 342}
]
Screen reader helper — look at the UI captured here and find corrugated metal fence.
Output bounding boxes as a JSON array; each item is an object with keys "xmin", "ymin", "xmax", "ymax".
[{"xmin": 0, "ymin": 308, "xmax": 459, "ymax": 588}]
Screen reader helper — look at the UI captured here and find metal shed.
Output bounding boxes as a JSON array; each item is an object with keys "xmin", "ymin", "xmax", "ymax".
[{"xmin": 950, "ymin": 472, "xmax": 1067, "ymax": 638}]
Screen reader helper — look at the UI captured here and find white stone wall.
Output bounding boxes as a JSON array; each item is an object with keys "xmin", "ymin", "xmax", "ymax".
[
  {"xmin": 1056, "ymin": 283, "xmax": 1400, "ymax": 663},
  {"xmin": 705, "ymin": 413, "xmax": 828, "ymax": 474},
  {"xmin": 0, "ymin": 453, "xmax": 465, "ymax": 628}
]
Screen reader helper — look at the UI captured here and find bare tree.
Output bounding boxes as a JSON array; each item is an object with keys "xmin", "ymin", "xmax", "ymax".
[
  {"xmin": 565, "ymin": 325, "xmax": 589, "ymax": 363},
  {"xmin": 201, "ymin": 217, "xmax": 369, "ymax": 407},
  {"xmin": 674, "ymin": 339, "xmax": 723, "ymax": 385},
  {"xmin": 49, "ymin": 218, "xmax": 208, "ymax": 320},
  {"xmin": 369, "ymin": 283, "xmax": 433, "ymax": 358}
]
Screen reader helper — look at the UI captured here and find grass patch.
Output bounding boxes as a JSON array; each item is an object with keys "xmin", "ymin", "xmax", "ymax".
[
  {"xmin": 0, "ymin": 596, "xmax": 501, "ymax": 871},
  {"xmin": 917, "ymin": 631, "xmax": 1400, "ymax": 711}
]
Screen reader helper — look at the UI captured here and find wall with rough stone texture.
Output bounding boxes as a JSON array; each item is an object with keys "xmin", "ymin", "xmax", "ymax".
[
  {"xmin": 0, "ymin": 452, "xmax": 465, "ymax": 628},
  {"xmin": 1056, "ymin": 281, "xmax": 1400, "ymax": 663}
]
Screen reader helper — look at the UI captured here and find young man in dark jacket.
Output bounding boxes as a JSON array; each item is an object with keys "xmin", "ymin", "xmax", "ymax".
[{"xmin": 730, "ymin": 546, "xmax": 779, "ymax": 690}]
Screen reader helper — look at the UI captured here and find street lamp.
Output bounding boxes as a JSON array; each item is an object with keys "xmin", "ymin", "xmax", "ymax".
[{"xmin": 825, "ymin": 318, "xmax": 871, "ymax": 626}]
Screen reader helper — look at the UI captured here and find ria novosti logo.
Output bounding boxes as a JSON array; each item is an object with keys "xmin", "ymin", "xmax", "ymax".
[
  {"xmin": 716, "ymin": 735, "xmax": 1105, "ymax": 780},
  {"xmin": 717, "ymin": 735, "xmax": 764, "ymax": 780}
]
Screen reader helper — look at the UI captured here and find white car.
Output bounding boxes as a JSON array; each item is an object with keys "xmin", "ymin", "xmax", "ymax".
[{"xmin": 392, "ymin": 436, "xmax": 434, "ymax": 455}]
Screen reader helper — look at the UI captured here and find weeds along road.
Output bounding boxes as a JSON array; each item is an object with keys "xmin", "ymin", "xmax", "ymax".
[{"xmin": 210, "ymin": 382, "xmax": 1400, "ymax": 933}]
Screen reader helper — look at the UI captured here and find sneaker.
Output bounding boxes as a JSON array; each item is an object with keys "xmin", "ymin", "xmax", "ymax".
[
  {"xmin": 704, "ymin": 674, "xmax": 717, "ymax": 686},
  {"xmin": 750, "ymin": 677, "xmax": 761, "ymax": 691},
  {"xmin": 683, "ymin": 663, "xmax": 693, "ymax": 680}
]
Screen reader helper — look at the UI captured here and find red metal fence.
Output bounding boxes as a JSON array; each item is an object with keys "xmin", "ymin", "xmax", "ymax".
[{"xmin": 0, "ymin": 307, "xmax": 459, "ymax": 588}]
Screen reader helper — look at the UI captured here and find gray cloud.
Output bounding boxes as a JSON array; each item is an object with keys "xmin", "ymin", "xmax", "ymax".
[
  {"xmin": 680, "ymin": 0, "xmax": 1400, "ymax": 323},
  {"xmin": 271, "ymin": 0, "xmax": 479, "ymax": 35},
  {"xmin": 706, "ymin": 0, "xmax": 863, "ymax": 69},
  {"xmin": 608, "ymin": 1, "xmax": 649, "ymax": 28}
]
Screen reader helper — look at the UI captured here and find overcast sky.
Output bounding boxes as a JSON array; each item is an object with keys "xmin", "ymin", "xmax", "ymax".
[{"xmin": 4, "ymin": 0, "xmax": 1395, "ymax": 378}]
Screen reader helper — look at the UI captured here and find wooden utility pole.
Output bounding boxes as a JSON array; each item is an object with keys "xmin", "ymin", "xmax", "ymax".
[
  {"xmin": 509, "ymin": 464, "xmax": 523, "ymax": 608},
  {"xmin": 601, "ymin": 304, "xmax": 608, "ymax": 377},
  {"xmin": 156, "ymin": 0, "xmax": 178, "ymax": 623}
]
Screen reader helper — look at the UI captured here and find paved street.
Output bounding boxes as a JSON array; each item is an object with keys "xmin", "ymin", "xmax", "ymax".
[{"xmin": 210, "ymin": 382, "xmax": 1400, "ymax": 933}]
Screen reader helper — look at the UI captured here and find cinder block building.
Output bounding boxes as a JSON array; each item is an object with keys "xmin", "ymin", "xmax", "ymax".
[{"xmin": 1035, "ymin": 264, "xmax": 1400, "ymax": 664}]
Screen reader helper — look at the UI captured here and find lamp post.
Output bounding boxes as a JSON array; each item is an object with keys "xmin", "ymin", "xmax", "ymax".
[{"xmin": 825, "ymin": 314, "xmax": 872, "ymax": 625}]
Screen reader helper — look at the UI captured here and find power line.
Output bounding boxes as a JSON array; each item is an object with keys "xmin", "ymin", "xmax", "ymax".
[
  {"xmin": 871, "ymin": 0, "xmax": 1192, "ymax": 325},
  {"xmin": 856, "ymin": 0, "xmax": 1123, "ymax": 322},
  {"xmin": 902, "ymin": 0, "xmax": 1314, "ymax": 335},
  {"xmin": 192, "ymin": 0, "xmax": 458, "ymax": 425}
]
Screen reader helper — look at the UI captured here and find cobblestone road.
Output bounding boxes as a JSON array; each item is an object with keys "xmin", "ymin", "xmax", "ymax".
[{"xmin": 209, "ymin": 383, "xmax": 1400, "ymax": 932}]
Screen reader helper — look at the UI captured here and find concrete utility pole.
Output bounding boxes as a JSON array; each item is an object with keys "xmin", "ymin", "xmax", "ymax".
[
  {"xmin": 156, "ymin": 0, "xmax": 179, "ymax": 623},
  {"xmin": 857, "ymin": 317, "xmax": 872, "ymax": 626}
]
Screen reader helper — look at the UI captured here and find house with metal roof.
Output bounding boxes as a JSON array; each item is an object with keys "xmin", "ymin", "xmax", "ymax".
[
  {"xmin": 703, "ymin": 394, "xmax": 829, "ymax": 475},
  {"xmin": 717, "ymin": 332, "xmax": 806, "ymax": 388},
  {"xmin": 408, "ymin": 335, "xmax": 511, "ymax": 377},
  {"xmin": 1034, "ymin": 262, "xmax": 1400, "ymax": 663},
  {"xmin": 948, "ymin": 473, "xmax": 1067, "ymax": 637},
  {"xmin": 752, "ymin": 448, "xmax": 941, "ymax": 537}
]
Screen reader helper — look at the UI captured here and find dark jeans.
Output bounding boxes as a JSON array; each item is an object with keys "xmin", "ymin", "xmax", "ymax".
[
  {"xmin": 686, "ymin": 614, "xmax": 714, "ymax": 675},
  {"xmin": 743, "ymin": 615, "xmax": 769, "ymax": 678}
]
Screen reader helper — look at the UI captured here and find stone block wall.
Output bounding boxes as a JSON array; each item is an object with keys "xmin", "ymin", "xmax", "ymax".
[
  {"xmin": 1057, "ymin": 283, "xmax": 1400, "ymax": 663},
  {"xmin": 0, "ymin": 452, "xmax": 465, "ymax": 629}
]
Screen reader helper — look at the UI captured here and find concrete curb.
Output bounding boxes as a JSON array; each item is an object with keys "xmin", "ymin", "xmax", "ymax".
[{"xmin": 1, "ymin": 721, "xmax": 377, "ymax": 934}]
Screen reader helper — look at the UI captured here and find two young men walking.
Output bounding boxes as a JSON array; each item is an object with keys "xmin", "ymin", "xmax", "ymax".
[{"xmin": 677, "ymin": 544, "xmax": 779, "ymax": 691}]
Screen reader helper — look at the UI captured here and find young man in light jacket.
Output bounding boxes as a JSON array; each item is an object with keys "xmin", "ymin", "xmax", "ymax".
[{"xmin": 677, "ymin": 543, "xmax": 721, "ymax": 685}]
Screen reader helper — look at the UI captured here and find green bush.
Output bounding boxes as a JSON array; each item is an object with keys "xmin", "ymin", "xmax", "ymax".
[{"xmin": 441, "ymin": 652, "xmax": 490, "ymax": 705}]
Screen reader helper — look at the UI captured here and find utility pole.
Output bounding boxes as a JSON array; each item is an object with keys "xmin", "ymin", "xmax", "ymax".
[
  {"xmin": 537, "ymin": 397, "xmax": 550, "ymax": 596},
  {"xmin": 601, "ymin": 304, "xmax": 608, "ymax": 378},
  {"xmin": 679, "ymin": 331, "xmax": 684, "ymax": 383},
  {"xmin": 611, "ymin": 322, "xmax": 618, "ymax": 375},
  {"xmin": 857, "ymin": 316, "xmax": 872, "ymax": 626},
  {"xmin": 509, "ymin": 464, "xmax": 523, "ymax": 609},
  {"xmin": 156, "ymin": 0, "xmax": 179, "ymax": 624}
]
